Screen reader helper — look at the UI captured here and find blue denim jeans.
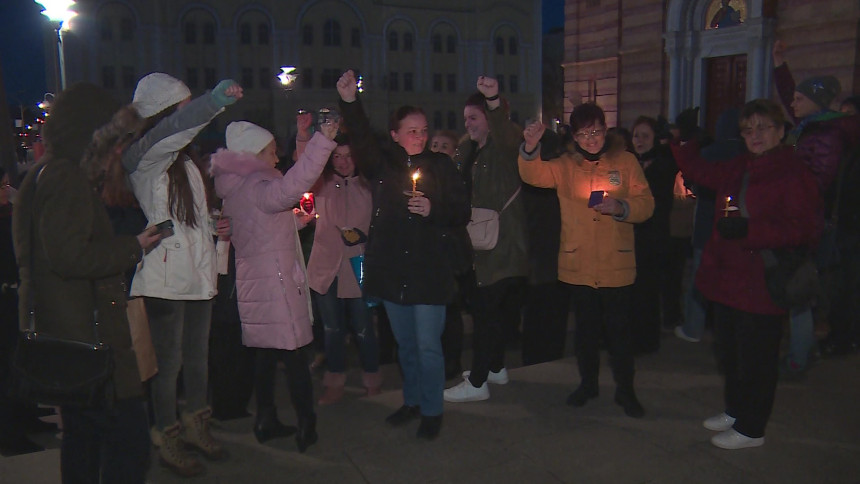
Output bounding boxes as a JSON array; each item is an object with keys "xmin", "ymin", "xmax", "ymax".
[
  {"xmin": 60, "ymin": 399, "xmax": 150, "ymax": 484},
  {"xmin": 382, "ymin": 301, "xmax": 445, "ymax": 416},
  {"xmin": 682, "ymin": 248, "xmax": 708, "ymax": 340},
  {"xmin": 145, "ymin": 298, "xmax": 213, "ymax": 429},
  {"xmin": 313, "ymin": 279, "xmax": 379, "ymax": 373}
]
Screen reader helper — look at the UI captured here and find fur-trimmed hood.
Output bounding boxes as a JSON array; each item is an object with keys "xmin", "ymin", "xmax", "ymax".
[{"xmin": 209, "ymin": 148, "xmax": 281, "ymax": 199}]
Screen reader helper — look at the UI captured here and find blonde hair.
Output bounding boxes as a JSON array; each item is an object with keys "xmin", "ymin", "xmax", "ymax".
[{"xmin": 81, "ymin": 105, "xmax": 145, "ymax": 206}]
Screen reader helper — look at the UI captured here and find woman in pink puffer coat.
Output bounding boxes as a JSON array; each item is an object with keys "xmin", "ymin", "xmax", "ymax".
[{"xmin": 209, "ymin": 120, "xmax": 337, "ymax": 452}]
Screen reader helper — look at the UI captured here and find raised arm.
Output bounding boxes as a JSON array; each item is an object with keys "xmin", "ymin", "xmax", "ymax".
[
  {"xmin": 338, "ymin": 70, "xmax": 385, "ymax": 179},
  {"xmin": 253, "ymin": 132, "xmax": 337, "ymax": 214},
  {"xmin": 123, "ymin": 80, "xmax": 242, "ymax": 173}
]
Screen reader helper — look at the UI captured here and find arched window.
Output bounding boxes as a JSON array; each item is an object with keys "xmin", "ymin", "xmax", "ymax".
[
  {"xmin": 240, "ymin": 22, "xmax": 251, "ymax": 44},
  {"xmin": 184, "ymin": 22, "xmax": 197, "ymax": 44},
  {"xmin": 705, "ymin": 0, "xmax": 746, "ymax": 29},
  {"xmin": 508, "ymin": 36, "xmax": 518, "ymax": 55},
  {"xmin": 447, "ymin": 35, "xmax": 456, "ymax": 53},
  {"xmin": 203, "ymin": 22, "xmax": 215, "ymax": 44},
  {"xmin": 324, "ymin": 19, "xmax": 341, "ymax": 46},
  {"xmin": 432, "ymin": 34, "xmax": 442, "ymax": 53},
  {"xmin": 495, "ymin": 36, "xmax": 504, "ymax": 55},
  {"xmin": 388, "ymin": 31, "xmax": 398, "ymax": 51},
  {"xmin": 303, "ymin": 24, "xmax": 313, "ymax": 45},
  {"xmin": 258, "ymin": 24, "xmax": 269, "ymax": 45},
  {"xmin": 403, "ymin": 32, "xmax": 413, "ymax": 52}
]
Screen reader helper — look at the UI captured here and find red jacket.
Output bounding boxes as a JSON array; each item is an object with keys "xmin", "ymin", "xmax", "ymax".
[{"xmin": 671, "ymin": 142, "xmax": 821, "ymax": 315}]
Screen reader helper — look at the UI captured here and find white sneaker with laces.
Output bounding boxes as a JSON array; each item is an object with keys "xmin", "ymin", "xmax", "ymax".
[
  {"xmin": 711, "ymin": 428, "xmax": 764, "ymax": 449},
  {"xmin": 703, "ymin": 412, "xmax": 736, "ymax": 431},
  {"xmin": 443, "ymin": 378, "xmax": 489, "ymax": 402},
  {"xmin": 462, "ymin": 368, "xmax": 509, "ymax": 385},
  {"xmin": 675, "ymin": 325, "xmax": 701, "ymax": 343}
]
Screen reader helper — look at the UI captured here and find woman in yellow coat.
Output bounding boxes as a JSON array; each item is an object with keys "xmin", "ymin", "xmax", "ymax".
[{"xmin": 518, "ymin": 103, "xmax": 654, "ymax": 418}]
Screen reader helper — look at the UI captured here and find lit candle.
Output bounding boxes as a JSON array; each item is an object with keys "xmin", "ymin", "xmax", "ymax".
[
  {"xmin": 724, "ymin": 196, "xmax": 732, "ymax": 217},
  {"xmin": 412, "ymin": 170, "xmax": 420, "ymax": 194}
]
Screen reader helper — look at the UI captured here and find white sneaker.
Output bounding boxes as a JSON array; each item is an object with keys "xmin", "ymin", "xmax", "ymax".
[
  {"xmin": 443, "ymin": 378, "xmax": 489, "ymax": 402},
  {"xmin": 710, "ymin": 429, "xmax": 764, "ymax": 449},
  {"xmin": 703, "ymin": 412, "xmax": 736, "ymax": 431},
  {"xmin": 675, "ymin": 325, "xmax": 701, "ymax": 343},
  {"xmin": 462, "ymin": 368, "xmax": 510, "ymax": 385}
]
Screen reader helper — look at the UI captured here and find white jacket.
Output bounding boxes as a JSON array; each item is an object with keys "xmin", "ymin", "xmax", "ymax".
[{"xmin": 123, "ymin": 94, "xmax": 223, "ymax": 300}]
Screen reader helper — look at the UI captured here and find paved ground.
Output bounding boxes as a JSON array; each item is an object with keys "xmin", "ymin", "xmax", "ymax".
[{"xmin": 2, "ymin": 329, "xmax": 859, "ymax": 484}]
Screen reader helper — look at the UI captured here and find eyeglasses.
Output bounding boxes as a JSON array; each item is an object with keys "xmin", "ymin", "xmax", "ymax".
[
  {"xmin": 740, "ymin": 124, "xmax": 776, "ymax": 137},
  {"xmin": 574, "ymin": 129, "xmax": 606, "ymax": 141}
]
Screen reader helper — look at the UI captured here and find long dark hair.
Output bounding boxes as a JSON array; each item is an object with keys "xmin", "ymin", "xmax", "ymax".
[
  {"xmin": 135, "ymin": 103, "xmax": 203, "ymax": 227},
  {"xmin": 81, "ymin": 105, "xmax": 145, "ymax": 207}
]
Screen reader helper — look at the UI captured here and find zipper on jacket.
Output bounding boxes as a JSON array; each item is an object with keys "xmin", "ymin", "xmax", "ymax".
[{"xmin": 275, "ymin": 259, "xmax": 299, "ymax": 343}]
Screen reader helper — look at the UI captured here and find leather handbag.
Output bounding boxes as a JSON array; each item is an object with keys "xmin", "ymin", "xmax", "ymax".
[
  {"xmin": 10, "ymin": 331, "xmax": 115, "ymax": 408},
  {"xmin": 467, "ymin": 187, "xmax": 521, "ymax": 251}
]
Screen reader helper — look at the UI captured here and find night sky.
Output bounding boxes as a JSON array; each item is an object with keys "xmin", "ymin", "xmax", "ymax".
[{"xmin": 2, "ymin": 0, "xmax": 565, "ymax": 110}]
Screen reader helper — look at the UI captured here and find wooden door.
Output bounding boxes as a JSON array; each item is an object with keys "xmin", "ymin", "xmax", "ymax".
[{"xmin": 705, "ymin": 54, "xmax": 747, "ymax": 136}]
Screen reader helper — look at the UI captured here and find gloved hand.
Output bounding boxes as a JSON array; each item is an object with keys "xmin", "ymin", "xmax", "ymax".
[
  {"xmin": 211, "ymin": 79, "xmax": 240, "ymax": 107},
  {"xmin": 716, "ymin": 217, "xmax": 749, "ymax": 239}
]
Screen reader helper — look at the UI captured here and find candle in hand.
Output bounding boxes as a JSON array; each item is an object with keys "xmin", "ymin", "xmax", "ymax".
[{"xmin": 412, "ymin": 170, "xmax": 420, "ymax": 194}]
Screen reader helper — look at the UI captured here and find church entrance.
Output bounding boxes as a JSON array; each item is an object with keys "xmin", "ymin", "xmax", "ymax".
[{"xmin": 705, "ymin": 54, "xmax": 747, "ymax": 134}]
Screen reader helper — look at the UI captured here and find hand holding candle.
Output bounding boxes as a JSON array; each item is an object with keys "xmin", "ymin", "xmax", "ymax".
[{"xmin": 723, "ymin": 196, "xmax": 738, "ymax": 217}]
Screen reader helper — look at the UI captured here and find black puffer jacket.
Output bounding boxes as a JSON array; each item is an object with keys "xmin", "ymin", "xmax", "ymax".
[{"xmin": 339, "ymin": 99, "xmax": 470, "ymax": 305}]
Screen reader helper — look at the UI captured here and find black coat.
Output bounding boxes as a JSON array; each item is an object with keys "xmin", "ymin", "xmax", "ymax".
[{"xmin": 340, "ymin": 99, "xmax": 470, "ymax": 305}]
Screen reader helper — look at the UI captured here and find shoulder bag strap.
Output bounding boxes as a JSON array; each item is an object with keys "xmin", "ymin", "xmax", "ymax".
[{"xmin": 500, "ymin": 186, "xmax": 522, "ymax": 213}]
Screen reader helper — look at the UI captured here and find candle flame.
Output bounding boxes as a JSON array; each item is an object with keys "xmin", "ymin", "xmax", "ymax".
[
  {"xmin": 303, "ymin": 192, "xmax": 311, "ymax": 199},
  {"xmin": 726, "ymin": 196, "xmax": 732, "ymax": 202},
  {"xmin": 412, "ymin": 171, "xmax": 420, "ymax": 181}
]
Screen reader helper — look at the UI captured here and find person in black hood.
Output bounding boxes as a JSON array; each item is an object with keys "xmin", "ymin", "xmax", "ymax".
[{"xmin": 12, "ymin": 83, "xmax": 162, "ymax": 482}]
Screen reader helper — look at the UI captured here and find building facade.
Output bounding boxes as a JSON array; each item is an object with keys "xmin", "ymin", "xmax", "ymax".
[
  {"xmin": 562, "ymin": 0, "xmax": 860, "ymax": 133},
  {"xmin": 57, "ymin": 0, "xmax": 542, "ymax": 143}
]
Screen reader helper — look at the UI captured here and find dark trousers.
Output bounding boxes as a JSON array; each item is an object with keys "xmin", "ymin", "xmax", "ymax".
[
  {"xmin": 441, "ymin": 271, "xmax": 474, "ymax": 375},
  {"xmin": 522, "ymin": 281, "xmax": 570, "ymax": 365},
  {"xmin": 568, "ymin": 284, "xmax": 635, "ymax": 392},
  {"xmin": 254, "ymin": 348, "xmax": 314, "ymax": 423},
  {"xmin": 60, "ymin": 399, "xmax": 150, "ymax": 484},
  {"xmin": 469, "ymin": 277, "xmax": 526, "ymax": 386},
  {"xmin": 209, "ymin": 277, "xmax": 254, "ymax": 419},
  {"xmin": 713, "ymin": 303, "xmax": 783, "ymax": 438}
]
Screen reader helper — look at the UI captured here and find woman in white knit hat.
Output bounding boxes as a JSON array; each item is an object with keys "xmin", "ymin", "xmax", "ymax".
[
  {"xmin": 209, "ymin": 120, "xmax": 338, "ymax": 452},
  {"xmin": 122, "ymin": 73, "xmax": 241, "ymax": 477}
]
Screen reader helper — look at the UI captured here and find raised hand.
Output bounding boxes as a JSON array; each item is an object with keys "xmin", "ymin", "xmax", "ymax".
[
  {"xmin": 523, "ymin": 120, "xmax": 545, "ymax": 153},
  {"xmin": 772, "ymin": 40, "xmax": 786, "ymax": 66},
  {"xmin": 337, "ymin": 70, "xmax": 357, "ymax": 103},
  {"xmin": 318, "ymin": 119, "xmax": 339, "ymax": 140},
  {"xmin": 212, "ymin": 79, "xmax": 243, "ymax": 107},
  {"xmin": 476, "ymin": 76, "xmax": 499, "ymax": 99}
]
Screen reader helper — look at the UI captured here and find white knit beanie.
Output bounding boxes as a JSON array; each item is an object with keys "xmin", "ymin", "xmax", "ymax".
[
  {"xmin": 132, "ymin": 73, "xmax": 191, "ymax": 118},
  {"xmin": 226, "ymin": 121, "xmax": 275, "ymax": 155}
]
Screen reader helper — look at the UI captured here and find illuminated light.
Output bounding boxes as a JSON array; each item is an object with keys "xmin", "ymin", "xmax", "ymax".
[
  {"xmin": 357, "ymin": 75, "xmax": 364, "ymax": 93},
  {"xmin": 34, "ymin": 0, "xmax": 77, "ymax": 29},
  {"xmin": 278, "ymin": 66, "xmax": 298, "ymax": 89}
]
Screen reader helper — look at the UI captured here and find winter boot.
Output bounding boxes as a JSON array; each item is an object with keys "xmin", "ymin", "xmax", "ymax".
[
  {"xmin": 318, "ymin": 372, "xmax": 347, "ymax": 405},
  {"xmin": 296, "ymin": 413, "xmax": 318, "ymax": 453},
  {"xmin": 362, "ymin": 371, "xmax": 383, "ymax": 396},
  {"xmin": 157, "ymin": 422, "xmax": 205, "ymax": 478},
  {"xmin": 181, "ymin": 407, "xmax": 229, "ymax": 461},
  {"xmin": 253, "ymin": 407, "xmax": 297, "ymax": 443}
]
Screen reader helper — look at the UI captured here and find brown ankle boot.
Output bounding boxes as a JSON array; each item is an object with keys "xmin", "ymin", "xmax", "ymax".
[
  {"xmin": 181, "ymin": 407, "xmax": 228, "ymax": 461},
  {"xmin": 158, "ymin": 423, "xmax": 205, "ymax": 478},
  {"xmin": 318, "ymin": 371, "xmax": 347, "ymax": 405},
  {"xmin": 362, "ymin": 371, "xmax": 383, "ymax": 396}
]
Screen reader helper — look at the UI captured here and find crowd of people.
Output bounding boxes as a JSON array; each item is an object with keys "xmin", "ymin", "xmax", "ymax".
[{"xmin": 0, "ymin": 38, "xmax": 858, "ymax": 480}]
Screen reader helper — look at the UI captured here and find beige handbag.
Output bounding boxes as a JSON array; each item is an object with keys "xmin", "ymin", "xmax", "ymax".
[{"xmin": 126, "ymin": 297, "xmax": 158, "ymax": 381}]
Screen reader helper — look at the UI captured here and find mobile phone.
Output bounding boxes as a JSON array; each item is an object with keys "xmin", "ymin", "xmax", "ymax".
[
  {"xmin": 587, "ymin": 190, "xmax": 605, "ymax": 208},
  {"xmin": 155, "ymin": 220, "xmax": 174, "ymax": 238}
]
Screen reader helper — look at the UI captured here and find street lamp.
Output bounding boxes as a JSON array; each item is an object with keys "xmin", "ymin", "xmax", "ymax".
[
  {"xmin": 278, "ymin": 66, "xmax": 298, "ymax": 90},
  {"xmin": 34, "ymin": 1, "xmax": 77, "ymax": 91}
]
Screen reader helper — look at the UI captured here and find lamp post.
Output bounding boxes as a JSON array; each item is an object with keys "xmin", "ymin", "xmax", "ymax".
[{"xmin": 34, "ymin": 1, "xmax": 76, "ymax": 92}]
